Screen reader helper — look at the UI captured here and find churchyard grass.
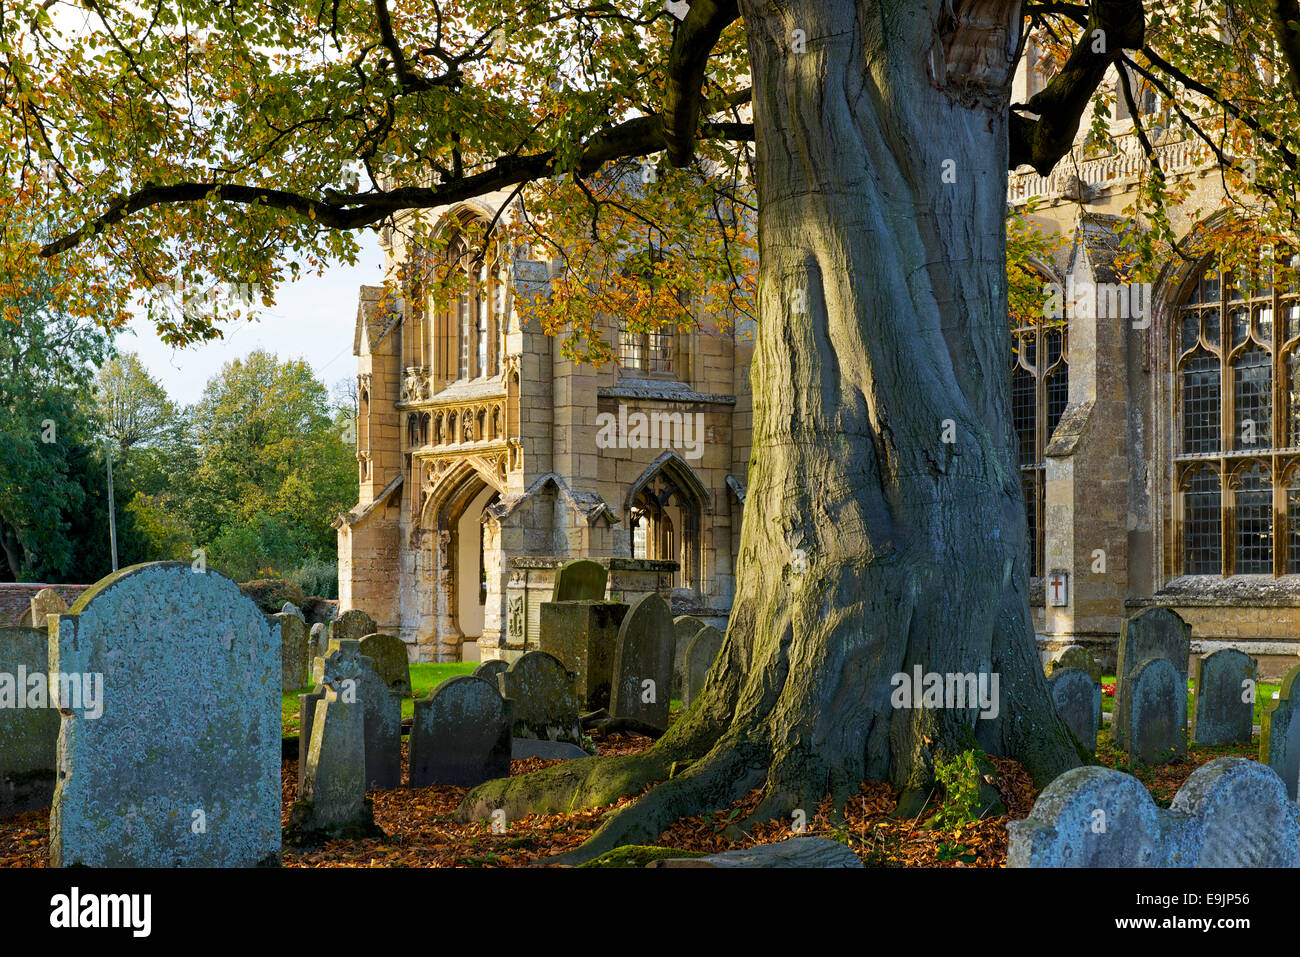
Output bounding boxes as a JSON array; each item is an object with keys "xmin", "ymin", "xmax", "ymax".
[{"xmin": 281, "ymin": 662, "xmax": 478, "ymax": 735}]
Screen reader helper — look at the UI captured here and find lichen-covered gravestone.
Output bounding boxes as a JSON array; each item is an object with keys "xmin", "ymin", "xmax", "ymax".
[
  {"xmin": 274, "ymin": 611, "xmax": 311, "ymax": 691},
  {"xmin": 409, "ymin": 676, "xmax": 513, "ymax": 786},
  {"xmin": 49, "ymin": 562, "xmax": 280, "ymax": 867},
  {"xmin": 473, "ymin": 659, "xmax": 509, "ymax": 684},
  {"xmin": 1114, "ymin": 607, "xmax": 1190, "ymax": 749},
  {"xmin": 682, "ymin": 625, "xmax": 723, "ymax": 710},
  {"xmin": 290, "ymin": 640, "xmax": 382, "ymax": 843},
  {"xmin": 1047, "ymin": 666, "xmax": 1100, "ymax": 755},
  {"xmin": 330, "ymin": 609, "xmax": 378, "ymax": 643},
  {"xmin": 358, "ymin": 633, "xmax": 412, "ymax": 697},
  {"xmin": 551, "ymin": 559, "xmax": 607, "ymax": 601},
  {"xmin": 1124, "ymin": 657, "xmax": 1187, "ymax": 766},
  {"xmin": 309, "ymin": 622, "xmax": 327, "ymax": 660},
  {"xmin": 18, "ymin": 587, "xmax": 68, "ymax": 628},
  {"xmin": 1046, "ymin": 644, "xmax": 1103, "ymax": 682},
  {"xmin": 1262, "ymin": 664, "xmax": 1300, "ymax": 799},
  {"xmin": 1191, "ymin": 649, "xmax": 1256, "ymax": 747},
  {"xmin": 498, "ymin": 651, "xmax": 582, "ymax": 746},
  {"xmin": 610, "ymin": 593, "xmax": 675, "ymax": 731},
  {"xmin": 0, "ymin": 626, "xmax": 59, "ymax": 816},
  {"xmin": 671, "ymin": 615, "xmax": 706, "ymax": 698},
  {"xmin": 357, "ymin": 654, "xmax": 402, "ymax": 789}
]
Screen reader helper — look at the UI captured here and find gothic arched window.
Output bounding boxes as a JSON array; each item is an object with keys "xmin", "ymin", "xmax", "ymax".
[
  {"xmin": 1175, "ymin": 251, "xmax": 1300, "ymax": 575},
  {"xmin": 1011, "ymin": 313, "xmax": 1069, "ymax": 577},
  {"xmin": 434, "ymin": 224, "xmax": 504, "ymax": 388}
]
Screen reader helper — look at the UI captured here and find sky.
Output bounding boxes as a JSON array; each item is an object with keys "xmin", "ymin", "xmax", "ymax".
[{"xmin": 116, "ymin": 235, "xmax": 387, "ymax": 406}]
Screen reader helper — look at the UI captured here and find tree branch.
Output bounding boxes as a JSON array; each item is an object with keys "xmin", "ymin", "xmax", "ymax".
[
  {"xmin": 1269, "ymin": 0, "xmax": 1300, "ymax": 102},
  {"xmin": 662, "ymin": 0, "xmax": 740, "ymax": 168}
]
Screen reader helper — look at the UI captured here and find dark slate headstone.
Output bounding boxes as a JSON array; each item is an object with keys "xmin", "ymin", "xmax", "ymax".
[
  {"xmin": 274, "ymin": 611, "xmax": 311, "ymax": 692},
  {"xmin": 1124, "ymin": 657, "xmax": 1187, "ymax": 766},
  {"xmin": 1191, "ymin": 649, "xmax": 1256, "ymax": 747},
  {"xmin": 682, "ymin": 625, "xmax": 723, "ymax": 709},
  {"xmin": 330, "ymin": 609, "xmax": 378, "ymax": 643},
  {"xmin": 50, "ymin": 562, "xmax": 280, "ymax": 867},
  {"xmin": 0, "ymin": 626, "xmax": 58, "ymax": 816},
  {"xmin": 551, "ymin": 559, "xmax": 608, "ymax": 602},
  {"xmin": 1114, "ymin": 607, "xmax": 1190, "ymax": 748},
  {"xmin": 498, "ymin": 651, "xmax": 582, "ymax": 746},
  {"xmin": 671, "ymin": 615, "xmax": 705, "ymax": 698},
  {"xmin": 358, "ymin": 633, "xmax": 412, "ymax": 697},
  {"xmin": 409, "ymin": 676, "xmax": 513, "ymax": 787},
  {"xmin": 1047, "ymin": 666, "xmax": 1100, "ymax": 755},
  {"xmin": 358, "ymin": 654, "xmax": 402, "ymax": 789},
  {"xmin": 473, "ymin": 659, "xmax": 509, "ymax": 684},
  {"xmin": 1047, "ymin": 644, "xmax": 1103, "ymax": 682},
  {"xmin": 1262, "ymin": 664, "xmax": 1300, "ymax": 799},
  {"xmin": 539, "ymin": 600, "xmax": 628, "ymax": 710},
  {"xmin": 610, "ymin": 593, "xmax": 675, "ymax": 731}
]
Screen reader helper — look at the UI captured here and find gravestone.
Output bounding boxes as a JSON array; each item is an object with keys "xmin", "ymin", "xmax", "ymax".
[
  {"xmin": 1124, "ymin": 657, "xmax": 1187, "ymax": 766},
  {"xmin": 1009, "ymin": 758, "xmax": 1300, "ymax": 867},
  {"xmin": 473, "ymin": 659, "xmax": 509, "ymax": 684},
  {"xmin": 671, "ymin": 615, "xmax": 706, "ymax": 698},
  {"xmin": 0, "ymin": 626, "xmax": 59, "ymax": 816},
  {"xmin": 610, "ymin": 593, "xmax": 675, "ymax": 731},
  {"xmin": 330, "ymin": 609, "xmax": 378, "ymax": 643},
  {"xmin": 49, "ymin": 562, "xmax": 280, "ymax": 867},
  {"xmin": 498, "ymin": 651, "xmax": 582, "ymax": 746},
  {"xmin": 309, "ymin": 623, "xmax": 327, "ymax": 660},
  {"xmin": 290, "ymin": 639, "xmax": 382, "ymax": 843},
  {"xmin": 274, "ymin": 611, "xmax": 311, "ymax": 691},
  {"xmin": 1262, "ymin": 664, "xmax": 1300, "ymax": 799},
  {"xmin": 358, "ymin": 633, "xmax": 412, "ymax": 697},
  {"xmin": 281, "ymin": 602, "xmax": 305, "ymax": 620},
  {"xmin": 298, "ymin": 685, "xmax": 326, "ymax": 794},
  {"xmin": 1114, "ymin": 607, "xmax": 1190, "ymax": 748},
  {"xmin": 1046, "ymin": 644, "xmax": 1103, "ymax": 682},
  {"xmin": 1047, "ymin": 666, "xmax": 1100, "ymax": 754},
  {"xmin": 1191, "ymin": 649, "xmax": 1256, "ymax": 746},
  {"xmin": 18, "ymin": 587, "xmax": 68, "ymax": 628},
  {"xmin": 409, "ymin": 676, "xmax": 513, "ymax": 787},
  {"xmin": 539, "ymin": 600, "xmax": 628, "ymax": 710},
  {"xmin": 682, "ymin": 625, "xmax": 723, "ymax": 709},
  {"xmin": 357, "ymin": 654, "xmax": 402, "ymax": 789},
  {"xmin": 551, "ymin": 559, "xmax": 607, "ymax": 601}
]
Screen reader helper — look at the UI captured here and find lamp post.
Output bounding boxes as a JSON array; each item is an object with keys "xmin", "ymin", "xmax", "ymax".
[{"xmin": 105, "ymin": 438, "xmax": 118, "ymax": 572}]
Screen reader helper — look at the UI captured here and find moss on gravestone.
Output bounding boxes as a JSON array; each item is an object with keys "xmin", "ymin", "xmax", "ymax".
[{"xmin": 284, "ymin": 797, "xmax": 386, "ymax": 847}]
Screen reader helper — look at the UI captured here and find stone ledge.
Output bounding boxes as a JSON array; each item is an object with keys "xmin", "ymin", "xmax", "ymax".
[
  {"xmin": 1135, "ymin": 575, "xmax": 1300, "ymax": 607},
  {"xmin": 598, "ymin": 382, "xmax": 736, "ymax": 405}
]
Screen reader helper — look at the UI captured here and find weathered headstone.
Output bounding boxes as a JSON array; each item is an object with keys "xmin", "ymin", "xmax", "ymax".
[
  {"xmin": 671, "ymin": 615, "xmax": 706, "ymax": 698},
  {"xmin": 409, "ymin": 676, "xmax": 513, "ymax": 786},
  {"xmin": 309, "ymin": 622, "xmax": 328, "ymax": 660},
  {"xmin": 1191, "ymin": 649, "xmax": 1256, "ymax": 747},
  {"xmin": 1124, "ymin": 657, "xmax": 1187, "ymax": 766},
  {"xmin": 0, "ymin": 626, "xmax": 59, "ymax": 816},
  {"xmin": 1114, "ymin": 607, "xmax": 1190, "ymax": 748},
  {"xmin": 1009, "ymin": 758, "xmax": 1300, "ymax": 867},
  {"xmin": 281, "ymin": 601, "xmax": 305, "ymax": 620},
  {"xmin": 498, "ymin": 651, "xmax": 582, "ymax": 745},
  {"xmin": 682, "ymin": 625, "xmax": 723, "ymax": 709},
  {"xmin": 610, "ymin": 593, "xmax": 675, "ymax": 731},
  {"xmin": 539, "ymin": 600, "xmax": 627, "ymax": 710},
  {"xmin": 1046, "ymin": 644, "xmax": 1103, "ymax": 682},
  {"xmin": 274, "ymin": 611, "xmax": 311, "ymax": 691},
  {"xmin": 473, "ymin": 659, "xmax": 509, "ymax": 684},
  {"xmin": 1047, "ymin": 666, "xmax": 1100, "ymax": 754},
  {"xmin": 298, "ymin": 685, "xmax": 326, "ymax": 794},
  {"xmin": 289, "ymin": 639, "xmax": 382, "ymax": 843},
  {"xmin": 551, "ymin": 559, "xmax": 607, "ymax": 602},
  {"xmin": 1262, "ymin": 663, "xmax": 1300, "ymax": 799},
  {"xmin": 330, "ymin": 609, "xmax": 378, "ymax": 643},
  {"xmin": 358, "ymin": 654, "xmax": 402, "ymax": 789},
  {"xmin": 49, "ymin": 562, "xmax": 280, "ymax": 867},
  {"xmin": 18, "ymin": 587, "xmax": 68, "ymax": 628},
  {"xmin": 358, "ymin": 632, "xmax": 412, "ymax": 697}
]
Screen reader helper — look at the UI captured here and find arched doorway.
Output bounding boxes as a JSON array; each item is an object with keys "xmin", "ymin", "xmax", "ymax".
[{"xmin": 625, "ymin": 453, "xmax": 709, "ymax": 591}]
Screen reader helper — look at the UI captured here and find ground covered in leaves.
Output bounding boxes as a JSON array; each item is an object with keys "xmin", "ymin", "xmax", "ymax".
[{"xmin": 0, "ymin": 720, "xmax": 1260, "ymax": 868}]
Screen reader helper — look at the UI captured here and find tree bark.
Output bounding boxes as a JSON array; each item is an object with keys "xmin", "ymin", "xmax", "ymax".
[{"xmin": 459, "ymin": 0, "xmax": 1083, "ymax": 859}]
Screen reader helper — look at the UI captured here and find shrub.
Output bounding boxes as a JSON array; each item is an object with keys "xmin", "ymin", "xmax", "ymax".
[{"xmin": 239, "ymin": 578, "xmax": 307, "ymax": 614}]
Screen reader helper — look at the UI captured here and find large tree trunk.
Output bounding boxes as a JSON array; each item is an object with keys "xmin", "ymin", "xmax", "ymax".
[{"xmin": 459, "ymin": 0, "xmax": 1082, "ymax": 858}]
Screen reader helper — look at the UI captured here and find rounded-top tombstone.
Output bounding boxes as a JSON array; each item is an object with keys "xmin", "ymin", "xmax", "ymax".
[
  {"xmin": 1114, "ymin": 607, "xmax": 1191, "ymax": 748},
  {"xmin": 330, "ymin": 609, "xmax": 378, "ymax": 643},
  {"xmin": 498, "ymin": 651, "xmax": 582, "ymax": 745},
  {"xmin": 551, "ymin": 559, "xmax": 608, "ymax": 602},
  {"xmin": 50, "ymin": 561, "xmax": 281, "ymax": 867},
  {"xmin": 1261, "ymin": 663, "xmax": 1300, "ymax": 799},
  {"xmin": 671, "ymin": 615, "xmax": 706, "ymax": 697},
  {"xmin": 683, "ymin": 625, "xmax": 724, "ymax": 709},
  {"xmin": 409, "ymin": 675, "xmax": 513, "ymax": 787},
  {"xmin": 610, "ymin": 593, "xmax": 675, "ymax": 731},
  {"xmin": 358, "ymin": 632, "xmax": 412, "ymax": 697},
  {"xmin": 473, "ymin": 659, "xmax": 510, "ymax": 684},
  {"xmin": 1171, "ymin": 758, "xmax": 1300, "ymax": 867},
  {"xmin": 1046, "ymin": 666, "xmax": 1100, "ymax": 755},
  {"xmin": 1190, "ymin": 648, "xmax": 1256, "ymax": 747},
  {"xmin": 1125, "ymin": 657, "xmax": 1188, "ymax": 766}
]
